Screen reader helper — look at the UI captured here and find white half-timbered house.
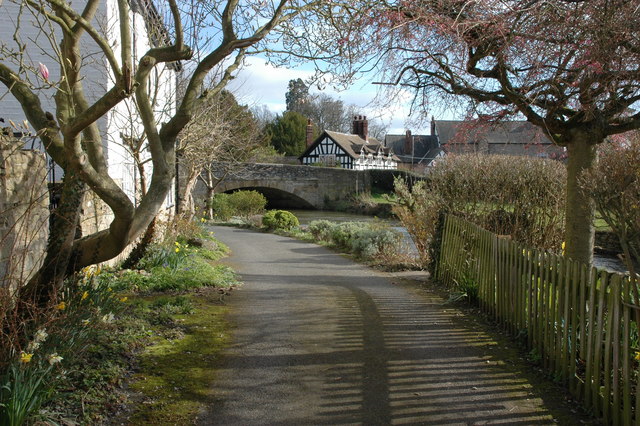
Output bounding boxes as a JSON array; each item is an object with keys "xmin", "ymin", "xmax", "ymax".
[{"xmin": 299, "ymin": 116, "xmax": 399, "ymax": 170}]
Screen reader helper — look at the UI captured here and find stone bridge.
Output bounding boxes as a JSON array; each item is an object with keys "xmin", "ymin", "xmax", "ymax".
[{"xmin": 193, "ymin": 163, "xmax": 376, "ymax": 209}]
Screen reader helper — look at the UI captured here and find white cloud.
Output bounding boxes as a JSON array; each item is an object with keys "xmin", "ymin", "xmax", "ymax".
[
  {"xmin": 227, "ymin": 56, "xmax": 314, "ymax": 110},
  {"xmin": 229, "ymin": 56, "xmax": 444, "ymax": 135}
]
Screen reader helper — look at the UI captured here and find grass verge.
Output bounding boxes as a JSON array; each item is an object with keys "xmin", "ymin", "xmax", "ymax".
[{"xmin": 1, "ymin": 229, "xmax": 239, "ymax": 425}]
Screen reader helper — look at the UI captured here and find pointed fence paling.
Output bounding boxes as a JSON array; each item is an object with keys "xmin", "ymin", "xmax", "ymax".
[{"xmin": 436, "ymin": 215, "xmax": 638, "ymax": 425}]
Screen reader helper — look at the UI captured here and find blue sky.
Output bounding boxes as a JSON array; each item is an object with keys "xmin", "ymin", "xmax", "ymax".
[{"xmin": 226, "ymin": 56, "xmax": 449, "ymax": 135}]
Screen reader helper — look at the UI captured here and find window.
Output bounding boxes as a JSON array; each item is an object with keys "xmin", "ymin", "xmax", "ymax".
[{"xmin": 319, "ymin": 154, "xmax": 336, "ymax": 167}]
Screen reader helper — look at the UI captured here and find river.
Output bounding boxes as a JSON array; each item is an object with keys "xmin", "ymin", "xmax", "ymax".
[{"xmin": 288, "ymin": 209, "xmax": 628, "ymax": 274}]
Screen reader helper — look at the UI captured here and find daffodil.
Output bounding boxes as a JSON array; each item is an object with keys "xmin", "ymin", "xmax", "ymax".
[
  {"xmin": 56, "ymin": 301, "xmax": 66, "ymax": 310},
  {"xmin": 81, "ymin": 291, "xmax": 89, "ymax": 301},
  {"xmin": 47, "ymin": 353, "xmax": 63, "ymax": 365},
  {"xmin": 120, "ymin": 296, "xmax": 128, "ymax": 303},
  {"xmin": 175, "ymin": 248, "xmax": 180, "ymax": 253},
  {"xmin": 81, "ymin": 319, "xmax": 90, "ymax": 326},
  {"xmin": 20, "ymin": 352, "xmax": 33, "ymax": 363},
  {"xmin": 34, "ymin": 329, "xmax": 48, "ymax": 343}
]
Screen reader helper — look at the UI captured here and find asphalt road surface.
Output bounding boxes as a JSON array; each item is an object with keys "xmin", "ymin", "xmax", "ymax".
[{"xmin": 199, "ymin": 226, "xmax": 591, "ymax": 425}]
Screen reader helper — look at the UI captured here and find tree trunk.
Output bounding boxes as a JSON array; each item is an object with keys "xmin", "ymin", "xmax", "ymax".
[
  {"xmin": 564, "ymin": 136, "xmax": 598, "ymax": 265},
  {"xmin": 121, "ymin": 217, "xmax": 157, "ymax": 269},
  {"xmin": 20, "ymin": 170, "xmax": 85, "ymax": 306},
  {"xmin": 177, "ymin": 170, "xmax": 199, "ymax": 221}
]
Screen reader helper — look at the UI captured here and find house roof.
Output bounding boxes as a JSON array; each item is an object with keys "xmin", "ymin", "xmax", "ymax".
[
  {"xmin": 434, "ymin": 120, "xmax": 554, "ymax": 146},
  {"xmin": 384, "ymin": 134, "xmax": 440, "ymax": 164},
  {"xmin": 299, "ymin": 131, "xmax": 400, "ymax": 161}
]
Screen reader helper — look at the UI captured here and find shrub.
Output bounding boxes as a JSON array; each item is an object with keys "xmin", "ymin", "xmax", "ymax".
[
  {"xmin": 394, "ymin": 154, "xmax": 567, "ymax": 269},
  {"xmin": 349, "ymin": 226, "xmax": 403, "ymax": 259},
  {"xmin": 305, "ymin": 220, "xmax": 406, "ymax": 264},
  {"xmin": 329, "ymin": 222, "xmax": 369, "ymax": 249},
  {"xmin": 209, "ymin": 190, "xmax": 267, "ymax": 221},
  {"xmin": 581, "ymin": 136, "xmax": 640, "ymax": 280},
  {"xmin": 262, "ymin": 210, "xmax": 299, "ymax": 231},
  {"xmin": 308, "ymin": 220, "xmax": 336, "ymax": 241},
  {"xmin": 227, "ymin": 190, "xmax": 267, "ymax": 218},
  {"xmin": 209, "ymin": 193, "xmax": 234, "ymax": 221}
]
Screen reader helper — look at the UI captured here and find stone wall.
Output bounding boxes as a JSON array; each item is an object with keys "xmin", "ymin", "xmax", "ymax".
[{"xmin": 0, "ymin": 139, "xmax": 49, "ymax": 293}]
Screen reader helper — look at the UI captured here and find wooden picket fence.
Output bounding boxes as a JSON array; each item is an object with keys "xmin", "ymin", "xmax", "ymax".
[{"xmin": 437, "ymin": 214, "xmax": 638, "ymax": 425}]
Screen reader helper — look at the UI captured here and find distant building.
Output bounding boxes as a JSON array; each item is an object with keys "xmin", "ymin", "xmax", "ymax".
[
  {"xmin": 384, "ymin": 130, "xmax": 443, "ymax": 173},
  {"xmin": 385, "ymin": 119, "xmax": 565, "ymax": 174},
  {"xmin": 434, "ymin": 120, "xmax": 565, "ymax": 159},
  {"xmin": 299, "ymin": 116, "xmax": 399, "ymax": 170}
]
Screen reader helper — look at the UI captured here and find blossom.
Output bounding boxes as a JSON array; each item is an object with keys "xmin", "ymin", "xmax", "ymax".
[
  {"xmin": 81, "ymin": 291, "xmax": 89, "ymax": 301},
  {"xmin": 200, "ymin": 218, "xmax": 206, "ymax": 223},
  {"xmin": 120, "ymin": 296, "xmax": 128, "ymax": 303},
  {"xmin": 175, "ymin": 248, "xmax": 180, "ymax": 253},
  {"xmin": 81, "ymin": 319, "xmax": 90, "ymax": 326},
  {"xmin": 26, "ymin": 341, "xmax": 40, "ymax": 352},
  {"xmin": 20, "ymin": 352, "xmax": 33, "ymax": 363},
  {"xmin": 47, "ymin": 353, "xmax": 63, "ymax": 365},
  {"xmin": 102, "ymin": 312, "xmax": 115, "ymax": 323},
  {"xmin": 56, "ymin": 301, "xmax": 66, "ymax": 310},
  {"xmin": 34, "ymin": 328, "xmax": 48, "ymax": 343},
  {"xmin": 38, "ymin": 62, "xmax": 49, "ymax": 80}
]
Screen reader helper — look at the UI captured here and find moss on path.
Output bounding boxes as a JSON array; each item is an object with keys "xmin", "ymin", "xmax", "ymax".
[{"xmin": 125, "ymin": 290, "xmax": 230, "ymax": 425}]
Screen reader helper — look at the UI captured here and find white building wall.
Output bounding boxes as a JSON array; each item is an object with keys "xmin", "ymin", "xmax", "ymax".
[{"xmin": 1, "ymin": 0, "xmax": 176, "ymax": 210}]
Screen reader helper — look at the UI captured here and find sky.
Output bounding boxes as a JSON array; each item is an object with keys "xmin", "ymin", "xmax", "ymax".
[{"xmin": 226, "ymin": 56, "xmax": 444, "ymax": 136}]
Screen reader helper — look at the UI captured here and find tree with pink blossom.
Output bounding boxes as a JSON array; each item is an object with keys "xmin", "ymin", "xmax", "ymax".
[{"xmin": 292, "ymin": 0, "xmax": 640, "ymax": 264}]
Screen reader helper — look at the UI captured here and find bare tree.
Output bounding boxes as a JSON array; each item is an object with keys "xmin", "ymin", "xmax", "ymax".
[
  {"xmin": 0, "ymin": 0, "xmax": 329, "ymax": 305},
  {"xmin": 177, "ymin": 89, "xmax": 264, "ymax": 220}
]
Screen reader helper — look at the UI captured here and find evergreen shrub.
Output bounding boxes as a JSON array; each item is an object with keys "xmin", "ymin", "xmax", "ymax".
[
  {"xmin": 209, "ymin": 190, "xmax": 267, "ymax": 221},
  {"xmin": 262, "ymin": 210, "xmax": 299, "ymax": 231}
]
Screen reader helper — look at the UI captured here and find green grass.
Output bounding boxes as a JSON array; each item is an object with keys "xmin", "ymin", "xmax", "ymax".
[{"xmin": 11, "ymin": 233, "xmax": 241, "ymax": 425}]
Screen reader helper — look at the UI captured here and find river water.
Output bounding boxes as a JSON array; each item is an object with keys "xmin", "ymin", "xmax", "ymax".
[{"xmin": 288, "ymin": 209, "xmax": 628, "ymax": 274}]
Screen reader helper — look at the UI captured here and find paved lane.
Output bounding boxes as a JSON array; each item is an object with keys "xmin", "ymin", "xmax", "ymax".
[{"xmin": 199, "ymin": 226, "xmax": 586, "ymax": 425}]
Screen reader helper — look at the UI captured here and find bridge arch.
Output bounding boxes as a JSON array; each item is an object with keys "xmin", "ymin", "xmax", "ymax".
[{"xmin": 219, "ymin": 184, "xmax": 316, "ymax": 210}]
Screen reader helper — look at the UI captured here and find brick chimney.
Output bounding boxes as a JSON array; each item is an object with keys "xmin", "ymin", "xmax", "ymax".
[
  {"xmin": 306, "ymin": 118, "xmax": 314, "ymax": 147},
  {"xmin": 404, "ymin": 130, "xmax": 413, "ymax": 156},
  {"xmin": 352, "ymin": 115, "xmax": 368, "ymax": 142}
]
